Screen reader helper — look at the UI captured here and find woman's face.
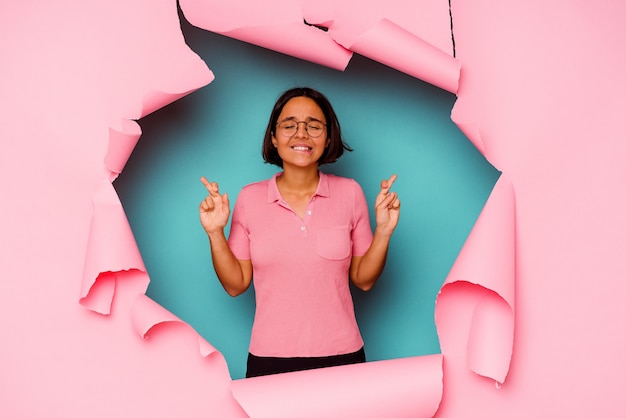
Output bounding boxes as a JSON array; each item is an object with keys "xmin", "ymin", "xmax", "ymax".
[{"xmin": 272, "ymin": 96, "xmax": 329, "ymax": 170}]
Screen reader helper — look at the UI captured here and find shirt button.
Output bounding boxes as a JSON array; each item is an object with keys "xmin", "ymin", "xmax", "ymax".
[
  {"xmin": 306, "ymin": 210, "xmax": 312, "ymax": 216},
  {"xmin": 300, "ymin": 226, "xmax": 306, "ymax": 231}
]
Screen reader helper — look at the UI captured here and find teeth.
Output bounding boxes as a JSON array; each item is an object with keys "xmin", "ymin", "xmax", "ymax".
[{"xmin": 292, "ymin": 146, "xmax": 311, "ymax": 151}]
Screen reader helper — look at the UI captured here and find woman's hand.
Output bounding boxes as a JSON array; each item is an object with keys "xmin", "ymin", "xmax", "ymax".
[
  {"xmin": 199, "ymin": 177, "xmax": 252, "ymax": 296},
  {"xmin": 374, "ymin": 174, "xmax": 400, "ymax": 235},
  {"xmin": 350, "ymin": 174, "xmax": 401, "ymax": 291},
  {"xmin": 199, "ymin": 177, "xmax": 230, "ymax": 235}
]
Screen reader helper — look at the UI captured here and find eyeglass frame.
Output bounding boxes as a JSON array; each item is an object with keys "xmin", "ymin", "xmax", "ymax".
[{"xmin": 275, "ymin": 118, "xmax": 327, "ymax": 138}]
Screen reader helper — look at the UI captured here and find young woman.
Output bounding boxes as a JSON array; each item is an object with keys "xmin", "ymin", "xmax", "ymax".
[{"xmin": 199, "ymin": 87, "xmax": 400, "ymax": 377}]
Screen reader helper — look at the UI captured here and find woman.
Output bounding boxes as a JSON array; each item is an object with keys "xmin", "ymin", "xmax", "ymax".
[{"xmin": 199, "ymin": 87, "xmax": 400, "ymax": 377}]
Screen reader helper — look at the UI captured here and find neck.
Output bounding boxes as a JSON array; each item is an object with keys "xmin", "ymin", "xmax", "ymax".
[{"xmin": 278, "ymin": 165, "xmax": 320, "ymax": 193}]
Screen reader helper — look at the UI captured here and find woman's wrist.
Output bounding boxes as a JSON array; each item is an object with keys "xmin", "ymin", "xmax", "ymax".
[
  {"xmin": 205, "ymin": 227, "xmax": 226, "ymax": 241},
  {"xmin": 374, "ymin": 224, "xmax": 395, "ymax": 238}
]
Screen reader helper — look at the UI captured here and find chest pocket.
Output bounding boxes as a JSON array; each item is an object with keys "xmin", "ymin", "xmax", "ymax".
[{"xmin": 316, "ymin": 225, "xmax": 351, "ymax": 260}]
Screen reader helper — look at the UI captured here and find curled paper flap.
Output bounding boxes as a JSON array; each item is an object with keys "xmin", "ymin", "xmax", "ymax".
[
  {"xmin": 179, "ymin": 0, "xmax": 352, "ymax": 70},
  {"xmin": 80, "ymin": 180, "xmax": 146, "ymax": 314},
  {"xmin": 131, "ymin": 294, "xmax": 218, "ymax": 358},
  {"xmin": 340, "ymin": 19, "xmax": 460, "ymax": 93},
  {"xmin": 139, "ymin": 85, "xmax": 211, "ymax": 119},
  {"xmin": 443, "ymin": 174, "xmax": 515, "ymax": 304},
  {"xmin": 100, "ymin": 0, "xmax": 215, "ymax": 124},
  {"xmin": 104, "ymin": 119, "xmax": 142, "ymax": 179},
  {"xmin": 133, "ymin": 33, "xmax": 214, "ymax": 119},
  {"xmin": 181, "ymin": 0, "xmax": 458, "ymax": 90},
  {"xmin": 436, "ymin": 174, "xmax": 516, "ymax": 383},
  {"xmin": 231, "ymin": 354, "xmax": 443, "ymax": 418},
  {"xmin": 467, "ymin": 292, "xmax": 514, "ymax": 384},
  {"xmin": 80, "ymin": 272, "xmax": 117, "ymax": 315},
  {"xmin": 450, "ymin": 104, "xmax": 486, "ymax": 158},
  {"xmin": 302, "ymin": 0, "xmax": 454, "ymax": 57},
  {"xmin": 223, "ymin": 24, "xmax": 352, "ymax": 70}
]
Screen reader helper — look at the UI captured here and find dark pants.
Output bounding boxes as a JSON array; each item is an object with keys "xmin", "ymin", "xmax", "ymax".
[{"xmin": 246, "ymin": 346, "xmax": 366, "ymax": 378}]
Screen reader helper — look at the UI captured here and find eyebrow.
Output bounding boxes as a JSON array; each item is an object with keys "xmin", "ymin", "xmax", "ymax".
[{"xmin": 278, "ymin": 116, "xmax": 326, "ymax": 123}]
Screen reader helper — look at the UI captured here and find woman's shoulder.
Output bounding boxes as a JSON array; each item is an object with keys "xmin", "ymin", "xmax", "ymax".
[
  {"xmin": 241, "ymin": 178, "xmax": 270, "ymax": 189},
  {"xmin": 239, "ymin": 179, "xmax": 269, "ymax": 194},
  {"xmin": 237, "ymin": 175, "xmax": 276, "ymax": 199},
  {"xmin": 323, "ymin": 172, "xmax": 362, "ymax": 190}
]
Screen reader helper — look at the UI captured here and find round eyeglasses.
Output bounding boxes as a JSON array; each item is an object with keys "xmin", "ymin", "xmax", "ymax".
[{"xmin": 276, "ymin": 120, "xmax": 326, "ymax": 138}]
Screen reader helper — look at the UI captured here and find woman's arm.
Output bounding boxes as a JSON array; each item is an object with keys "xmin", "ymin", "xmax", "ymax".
[
  {"xmin": 350, "ymin": 175, "xmax": 400, "ymax": 291},
  {"xmin": 199, "ymin": 177, "xmax": 252, "ymax": 296}
]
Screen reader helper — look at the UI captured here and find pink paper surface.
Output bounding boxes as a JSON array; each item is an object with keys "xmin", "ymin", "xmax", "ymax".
[
  {"xmin": 105, "ymin": 120, "xmax": 142, "ymax": 180},
  {"xmin": 346, "ymin": 18, "xmax": 460, "ymax": 94},
  {"xmin": 131, "ymin": 293, "xmax": 219, "ymax": 358},
  {"xmin": 232, "ymin": 355, "xmax": 443, "ymax": 418},
  {"xmin": 436, "ymin": 2, "xmax": 626, "ymax": 416},
  {"xmin": 301, "ymin": 0, "xmax": 459, "ymax": 92},
  {"xmin": 180, "ymin": 0, "xmax": 458, "ymax": 92},
  {"xmin": 1, "ymin": 1, "xmax": 244, "ymax": 417},
  {"xmin": 179, "ymin": 0, "xmax": 353, "ymax": 70},
  {"xmin": 80, "ymin": 180, "xmax": 146, "ymax": 314},
  {"xmin": 2, "ymin": 0, "xmax": 626, "ymax": 417},
  {"xmin": 301, "ymin": 0, "xmax": 453, "ymax": 55},
  {"xmin": 436, "ymin": 174, "xmax": 515, "ymax": 384}
]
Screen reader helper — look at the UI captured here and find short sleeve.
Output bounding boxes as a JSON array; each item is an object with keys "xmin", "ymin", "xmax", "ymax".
[
  {"xmin": 228, "ymin": 191, "xmax": 251, "ymax": 260},
  {"xmin": 351, "ymin": 180, "xmax": 373, "ymax": 256}
]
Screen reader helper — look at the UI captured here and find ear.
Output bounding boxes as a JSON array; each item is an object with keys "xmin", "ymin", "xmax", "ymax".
[{"xmin": 271, "ymin": 135, "xmax": 278, "ymax": 147}]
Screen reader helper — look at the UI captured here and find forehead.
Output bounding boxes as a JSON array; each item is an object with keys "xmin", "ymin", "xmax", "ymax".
[{"xmin": 278, "ymin": 96, "xmax": 325, "ymax": 121}]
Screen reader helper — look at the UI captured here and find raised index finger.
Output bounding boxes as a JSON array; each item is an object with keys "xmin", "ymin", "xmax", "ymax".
[
  {"xmin": 380, "ymin": 174, "xmax": 398, "ymax": 192},
  {"xmin": 200, "ymin": 176, "xmax": 219, "ymax": 195}
]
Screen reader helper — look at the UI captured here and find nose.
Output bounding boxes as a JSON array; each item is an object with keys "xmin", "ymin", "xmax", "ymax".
[{"xmin": 294, "ymin": 121, "xmax": 308, "ymax": 138}]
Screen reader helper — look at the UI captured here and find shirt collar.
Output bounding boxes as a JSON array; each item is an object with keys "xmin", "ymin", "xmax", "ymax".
[{"xmin": 267, "ymin": 171, "xmax": 330, "ymax": 203}]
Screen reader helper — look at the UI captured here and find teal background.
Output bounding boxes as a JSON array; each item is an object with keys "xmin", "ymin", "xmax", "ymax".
[{"xmin": 115, "ymin": 16, "xmax": 500, "ymax": 380}]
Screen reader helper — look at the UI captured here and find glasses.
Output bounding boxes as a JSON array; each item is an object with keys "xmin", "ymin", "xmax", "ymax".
[{"xmin": 276, "ymin": 119, "xmax": 326, "ymax": 138}]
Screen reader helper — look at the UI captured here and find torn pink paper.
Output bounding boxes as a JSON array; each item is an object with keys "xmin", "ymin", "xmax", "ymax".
[
  {"xmin": 100, "ymin": 6, "xmax": 215, "ymax": 123},
  {"xmin": 300, "ymin": 0, "xmax": 460, "ymax": 92},
  {"xmin": 138, "ymin": 85, "xmax": 213, "ymax": 120},
  {"xmin": 436, "ymin": 174, "xmax": 515, "ymax": 384},
  {"xmin": 66, "ymin": 0, "xmax": 500, "ymax": 415},
  {"xmin": 231, "ymin": 354, "xmax": 443, "ymax": 418},
  {"xmin": 178, "ymin": 0, "xmax": 352, "ymax": 70},
  {"xmin": 92, "ymin": 0, "xmax": 484, "ymax": 414},
  {"xmin": 449, "ymin": 105, "xmax": 486, "ymax": 159},
  {"xmin": 105, "ymin": 120, "xmax": 142, "ymax": 181},
  {"xmin": 466, "ymin": 291, "xmax": 513, "ymax": 384},
  {"xmin": 80, "ymin": 180, "xmax": 146, "ymax": 315},
  {"xmin": 4, "ymin": 0, "xmax": 626, "ymax": 417},
  {"xmin": 131, "ymin": 294, "xmax": 218, "ymax": 358},
  {"xmin": 179, "ymin": 0, "xmax": 459, "ymax": 91},
  {"xmin": 344, "ymin": 19, "xmax": 460, "ymax": 93},
  {"xmin": 1, "ymin": 1, "xmax": 244, "ymax": 417},
  {"xmin": 301, "ymin": 0, "xmax": 454, "ymax": 56},
  {"xmin": 86, "ymin": 18, "xmax": 214, "ymax": 311}
]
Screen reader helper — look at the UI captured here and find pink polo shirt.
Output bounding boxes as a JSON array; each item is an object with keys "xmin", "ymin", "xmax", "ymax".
[{"xmin": 228, "ymin": 171, "xmax": 373, "ymax": 358}]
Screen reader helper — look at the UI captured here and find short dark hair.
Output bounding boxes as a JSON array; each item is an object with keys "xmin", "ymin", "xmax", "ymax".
[{"xmin": 262, "ymin": 87, "xmax": 352, "ymax": 167}]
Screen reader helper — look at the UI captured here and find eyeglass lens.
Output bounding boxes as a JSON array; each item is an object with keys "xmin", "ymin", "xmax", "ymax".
[{"xmin": 278, "ymin": 120, "xmax": 325, "ymax": 137}]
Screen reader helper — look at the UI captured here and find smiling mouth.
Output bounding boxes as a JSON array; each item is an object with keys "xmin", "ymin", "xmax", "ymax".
[{"xmin": 292, "ymin": 146, "xmax": 312, "ymax": 151}]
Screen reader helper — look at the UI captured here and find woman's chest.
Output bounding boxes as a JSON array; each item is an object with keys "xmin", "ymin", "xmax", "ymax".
[{"xmin": 247, "ymin": 198, "xmax": 354, "ymax": 264}]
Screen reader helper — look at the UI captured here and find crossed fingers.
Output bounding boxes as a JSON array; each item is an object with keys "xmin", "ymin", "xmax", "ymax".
[{"xmin": 379, "ymin": 174, "xmax": 400, "ymax": 209}]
